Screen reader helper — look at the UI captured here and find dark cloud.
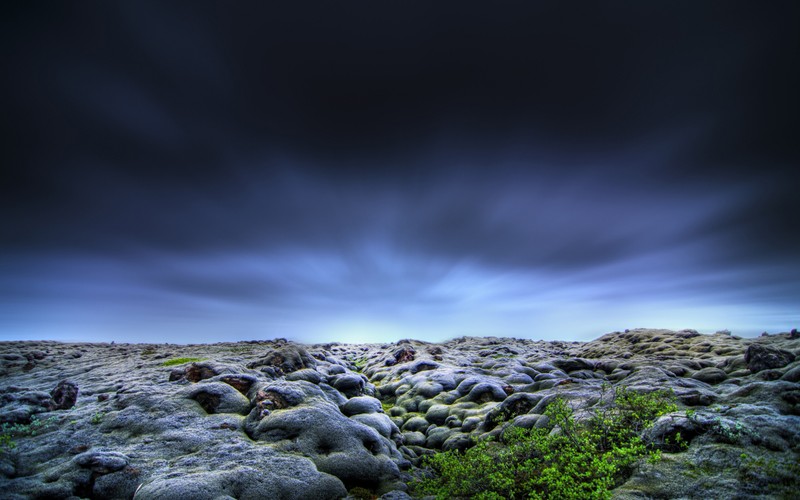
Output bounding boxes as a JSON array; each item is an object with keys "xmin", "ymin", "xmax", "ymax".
[{"xmin": 1, "ymin": 2, "xmax": 798, "ymax": 342}]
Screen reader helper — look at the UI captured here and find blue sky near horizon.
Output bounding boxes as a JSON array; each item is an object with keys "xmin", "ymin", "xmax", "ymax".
[{"xmin": 1, "ymin": 3, "xmax": 798, "ymax": 344}]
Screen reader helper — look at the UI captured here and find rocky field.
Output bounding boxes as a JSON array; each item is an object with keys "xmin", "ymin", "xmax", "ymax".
[{"xmin": 1, "ymin": 328, "xmax": 799, "ymax": 499}]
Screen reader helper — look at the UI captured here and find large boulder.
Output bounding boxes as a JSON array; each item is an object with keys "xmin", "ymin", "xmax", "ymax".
[
  {"xmin": 50, "ymin": 380, "xmax": 79, "ymax": 410},
  {"xmin": 185, "ymin": 382, "xmax": 251, "ymax": 415},
  {"xmin": 247, "ymin": 346, "xmax": 317, "ymax": 375},
  {"xmin": 134, "ymin": 446, "xmax": 346, "ymax": 500},
  {"xmin": 246, "ymin": 402, "xmax": 402, "ymax": 492},
  {"xmin": 744, "ymin": 344, "xmax": 795, "ymax": 373}
]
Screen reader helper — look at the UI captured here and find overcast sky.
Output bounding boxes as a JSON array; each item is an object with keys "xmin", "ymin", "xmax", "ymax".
[{"xmin": 2, "ymin": 2, "xmax": 798, "ymax": 344}]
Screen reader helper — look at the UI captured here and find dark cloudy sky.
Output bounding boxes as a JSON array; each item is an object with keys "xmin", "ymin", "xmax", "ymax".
[{"xmin": 2, "ymin": 2, "xmax": 799, "ymax": 343}]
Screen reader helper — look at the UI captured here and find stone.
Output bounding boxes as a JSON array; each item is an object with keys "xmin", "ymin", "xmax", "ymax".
[
  {"xmin": 285, "ymin": 368, "xmax": 322, "ymax": 384},
  {"xmin": 329, "ymin": 373, "xmax": 366, "ymax": 398},
  {"xmin": 2, "ymin": 330, "xmax": 799, "ymax": 499},
  {"xmin": 744, "ymin": 344, "xmax": 795, "ymax": 372},
  {"xmin": 50, "ymin": 380, "xmax": 79, "ymax": 410},
  {"xmin": 185, "ymin": 382, "xmax": 251, "ymax": 415},
  {"xmin": 246, "ymin": 345, "xmax": 317, "ymax": 375},
  {"xmin": 245, "ymin": 403, "xmax": 402, "ymax": 491},
  {"xmin": 691, "ymin": 367, "xmax": 727, "ymax": 385},
  {"xmin": 341, "ymin": 396, "xmax": 383, "ymax": 416}
]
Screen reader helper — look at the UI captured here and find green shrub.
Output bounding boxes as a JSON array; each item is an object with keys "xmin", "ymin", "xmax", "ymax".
[
  {"xmin": 161, "ymin": 357, "xmax": 204, "ymax": 367},
  {"xmin": 414, "ymin": 386, "xmax": 677, "ymax": 500},
  {"xmin": 1, "ymin": 415, "xmax": 58, "ymax": 451}
]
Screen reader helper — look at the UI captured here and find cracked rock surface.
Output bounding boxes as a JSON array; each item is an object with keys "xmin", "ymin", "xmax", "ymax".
[{"xmin": 1, "ymin": 329, "xmax": 799, "ymax": 499}]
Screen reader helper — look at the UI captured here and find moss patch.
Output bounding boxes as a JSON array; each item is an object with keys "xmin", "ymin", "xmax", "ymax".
[{"xmin": 161, "ymin": 357, "xmax": 205, "ymax": 367}]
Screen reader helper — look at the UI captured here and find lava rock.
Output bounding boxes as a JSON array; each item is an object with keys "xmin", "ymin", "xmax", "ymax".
[
  {"xmin": 744, "ymin": 344, "xmax": 795, "ymax": 373},
  {"xmin": 50, "ymin": 380, "xmax": 79, "ymax": 410}
]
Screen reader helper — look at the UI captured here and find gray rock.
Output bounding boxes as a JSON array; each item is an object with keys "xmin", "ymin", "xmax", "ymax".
[
  {"xmin": 341, "ymin": 396, "xmax": 382, "ymax": 416},
  {"xmin": 425, "ymin": 427, "xmax": 454, "ymax": 449},
  {"xmin": 134, "ymin": 449, "xmax": 346, "ymax": 500},
  {"xmin": 286, "ymin": 368, "xmax": 322, "ymax": 384},
  {"xmin": 691, "ymin": 367, "xmax": 727, "ymax": 385},
  {"xmin": 351, "ymin": 412, "xmax": 400, "ymax": 440},
  {"xmin": 424, "ymin": 404, "xmax": 451, "ymax": 426},
  {"xmin": 246, "ymin": 402, "xmax": 401, "ymax": 490},
  {"xmin": 780, "ymin": 365, "xmax": 800, "ymax": 382},
  {"xmin": 402, "ymin": 416, "xmax": 429, "ymax": 433},
  {"xmin": 401, "ymin": 431, "xmax": 426, "ymax": 446},
  {"xmin": 552, "ymin": 357, "xmax": 595, "ymax": 373},
  {"xmin": 185, "ymin": 382, "xmax": 251, "ymax": 415},
  {"xmin": 74, "ymin": 450, "xmax": 129, "ymax": 473}
]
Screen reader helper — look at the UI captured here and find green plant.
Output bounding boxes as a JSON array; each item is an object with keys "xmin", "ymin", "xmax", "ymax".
[
  {"xmin": 349, "ymin": 356, "xmax": 368, "ymax": 372},
  {"xmin": 708, "ymin": 417, "xmax": 746, "ymax": 444},
  {"xmin": 90, "ymin": 412, "xmax": 104, "ymax": 425},
  {"xmin": 0, "ymin": 432, "xmax": 14, "ymax": 451},
  {"xmin": 1, "ymin": 415, "xmax": 58, "ymax": 451},
  {"xmin": 413, "ymin": 386, "xmax": 678, "ymax": 500},
  {"xmin": 161, "ymin": 357, "xmax": 204, "ymax": 367}
]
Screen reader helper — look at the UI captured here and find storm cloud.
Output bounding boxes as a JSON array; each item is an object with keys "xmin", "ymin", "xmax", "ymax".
[{"xmin": 1, "ymin": 2, "xmax": 798, "ymax": 343}]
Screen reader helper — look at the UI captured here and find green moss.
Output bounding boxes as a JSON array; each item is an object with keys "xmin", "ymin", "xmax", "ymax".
[
  {"xmin": 413, "ymin": 386, "xmax": 678, "ymax": 500},
  {"xmin": 161, "ymin": 357, "xmax": 205, "ymax": 366},
  {"xmin": 348, "ymin": 486, "xmax": 377, "ymax": 499}
]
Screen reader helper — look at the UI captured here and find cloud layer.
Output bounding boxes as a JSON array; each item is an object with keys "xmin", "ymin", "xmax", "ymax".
[{"xmin": 1, "ymin": 3, "xmax": 798, "ymax": 342}]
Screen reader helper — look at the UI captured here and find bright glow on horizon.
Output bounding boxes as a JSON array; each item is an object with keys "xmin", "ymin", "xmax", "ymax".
[{"xmin": 1, "ymin": 244, "xmax": 796, "ymax": 344}]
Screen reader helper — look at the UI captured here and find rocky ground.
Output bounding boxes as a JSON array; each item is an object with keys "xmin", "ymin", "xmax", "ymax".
[{"xmin": 0, "ymin": 328, "xmax": 798, "ymax": 499}]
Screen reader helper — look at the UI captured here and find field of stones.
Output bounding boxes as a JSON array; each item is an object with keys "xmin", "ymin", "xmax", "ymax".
[{"xmin": 1, "ymin": 328, "xmax": 798, "ymax": 499}]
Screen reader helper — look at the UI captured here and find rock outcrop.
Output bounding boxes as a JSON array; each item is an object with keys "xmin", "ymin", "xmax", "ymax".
[{"xmin": 0, "ymin": 329, "xmax": 798, "ymax": 499}]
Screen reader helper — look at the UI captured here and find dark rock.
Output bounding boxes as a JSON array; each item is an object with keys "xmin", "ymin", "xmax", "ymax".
[
  {"xmin": 247, "ymin": 345, "xmax": 317, "ymax": 375},
  {"xmin": 390, "ymin": 347, "xmax": 416, "ymax": 366},
  {"xmin": 218, "ymin": 374, "xmax": 256, "ymax": 395},
  {"xmin": 169, "ymin": 362, "xmax": 219, "ymax": 383},
  {"xmin": 409, "ymin": 360, "xmax": 439, "ymax": 374},
  {"xmin": 552, "ymin": 357, "xmax": 595, "ymax": 373},
  {"xmin": 187, "ymin": 382, "xmax": 250, "ymax": 415},
  {"xmin": 50, "ymin": 380, "xmax": 79, "ymax": 410},
  {"xmin": 462, "ymin": 382, "xmax": 508, "ymax": 403},
  {"xmin": 330, "ymin": 373, "xmax": 366, "ymax": 398},
  {"xmin": 744, "ymin": 344, "xmax": 795, "ymax": 373},
  {"xmin": 758, "ymin": 369, "xmax": 783, "ymax": 381}
]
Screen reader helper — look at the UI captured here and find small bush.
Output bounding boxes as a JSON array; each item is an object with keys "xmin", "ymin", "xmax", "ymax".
[
  {"xmin": 161, "ymin": 357, "xmax": 204, "ymax": 367},
  {"xmin": 414, "ymin": 386, "xmax": 677, "ymax": 500},
  {"xmin": 1, "ymin": 415, "xmax": 58, "ymax": 451}
]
